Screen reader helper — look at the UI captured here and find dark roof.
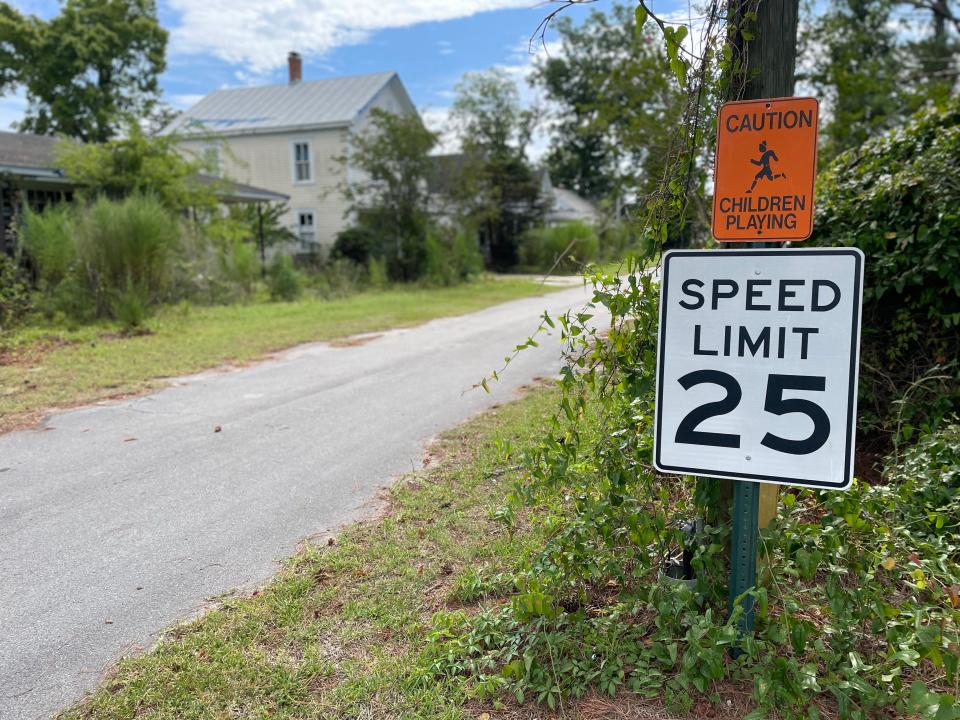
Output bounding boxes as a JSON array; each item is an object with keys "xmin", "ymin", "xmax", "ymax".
[
  {"xmin": 427, "ymin": 153, "xmax": 554, "ymax": 197},
  {"xmin": 0, "ymin": 131, "xmax": 61, "ymax": 172}
]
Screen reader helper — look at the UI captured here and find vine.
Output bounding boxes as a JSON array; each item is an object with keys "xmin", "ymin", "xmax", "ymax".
[{"xmin": 444, "ymin": 3, "xmax": 960, "ymax": 718}]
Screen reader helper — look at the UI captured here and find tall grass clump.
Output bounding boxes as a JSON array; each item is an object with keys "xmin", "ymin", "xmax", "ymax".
[
  {"xmin": 20, "ymin": 194, "xmax": 181, "ymax": 328},
  {"xmin": 267, "ymin": 254, "xmax": 304, "ymax": 301},
  {"xmin": 21, "ymin": 205, "xmax": 76, "ymax": 289},
  {"xmin": 519, "ymin": 220, "xmax": 599, "ymax": 273},
  {"xmin": 422, "ymin": 226, "xmax": 485, "ymax": 286},
  {"xmin": 74, "ymin": 193, "xmax": 179, "ymax": 318}
]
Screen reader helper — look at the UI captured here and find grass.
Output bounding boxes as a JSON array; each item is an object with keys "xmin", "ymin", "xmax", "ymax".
[
  {"xmin": 60, "ymin": 385, "xmax": 560, "ymax": 720},
  {"xmin": 0, "ymin": 277, "xmax": 563, "ymax": 432}
]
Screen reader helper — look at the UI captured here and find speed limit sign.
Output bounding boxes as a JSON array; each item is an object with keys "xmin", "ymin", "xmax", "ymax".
[{"xmin": 653, "ymin": 248, "xmax": 864, "ymax": 490}]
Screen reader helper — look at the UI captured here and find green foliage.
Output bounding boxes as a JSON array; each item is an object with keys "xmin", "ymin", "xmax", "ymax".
[
  {"xmin": 21, "ymin": 204, "xmax": 76, "ymax": 288},
  {"xmin": 0, "ymin": 253, "xmax": 31, "ymax": 330},
  {"xmin": 306, "ymin": 258, "xmax": 363, "ymax": 300},
  {"xmin": 428, "ymin": 408, "xmax": 960, "ymax": 717},
  {"xmin": 75, "ymin": 193, "xmax": 180, "ymax": 318},
  {"xmin": 450, "ymin": 70, "xmax": 548, "ymax": 270},
  {"xmin": 110, "ymin": 284, "xmax": 149, "ymax": 333},
  {"xmin": 366, "ymin": 255, "xmax": 389, "ymax": 290},
  {"xmin": 19, "ymin": 193, "xmax": 181, "ymax": 323},
  {"xmin": 333, "ymin": 225, "xmax": 378, "ymax": 266},
  {"xmin": 421, "ymin": 226, "xmax": 484, "ymax": 287},
  {"xmin": 424, "ymin": 6, "xmax": 960, "ymax": 717},
  {"xmin": 339, "ymin": 108, "xmax": 437, "ymax": 282},
  {"xmin": 0, "ymin": 0, "xmax": 167, "ymax": 142},
  {"xmin": 267, "ymin": 254, "xmax": 304, "ymax": 302},
  {"xmin": 814, "ymin": 97, "xmax": 960, "ymax": 444},
  {"xmin": 217, "ymin": 238, "xmax": 258, "ymax": 299},
  {"xmin": 518, "ymin": 221, "xmax": 599, "ymax": 273},
  {"xmin": 801, "ymin": 0, "xmax": 959, "ymax": 162},
  {"xmin": 55, "ymin": 123, "xmax": 215, "ymax": 210},
  {"xmin": 532, "ymin": 3, "xmax": 684, "ymax": 202}
]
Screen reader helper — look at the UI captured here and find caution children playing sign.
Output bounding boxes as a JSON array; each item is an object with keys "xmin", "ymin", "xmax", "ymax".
[{"xmin": 712, "ymin": 97, "xmax": 819, "ymax": 242}]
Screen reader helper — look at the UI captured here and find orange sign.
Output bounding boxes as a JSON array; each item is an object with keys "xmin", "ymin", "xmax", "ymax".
[{"xmin": 712, "ymin": 97, "xmax": 819, "ymax": 242}]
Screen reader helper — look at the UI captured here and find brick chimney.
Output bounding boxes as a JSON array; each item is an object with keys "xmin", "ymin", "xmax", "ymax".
[{"xmin": 288, "ymin": 52, "xmax": 302, "ymax": 84}]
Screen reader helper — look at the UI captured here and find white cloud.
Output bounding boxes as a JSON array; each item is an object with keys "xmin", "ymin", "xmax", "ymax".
[
  {"xmin": 169, "ymin": 93, "xmax": 206, "ymax": 109},
  {"xmin": 424, "ymin": 37, "xmax": 561, "ymax": 161},
  {"xmin": 421, "ymin": 106, "xmax": 458, "ymax": 154},
  {"xmin": 168, "ymin": 0, "xmax": 536, "ymax": 72},
  {"xmin": 0, "ymin": 90, "xmax": 27, "ymax": 132}
]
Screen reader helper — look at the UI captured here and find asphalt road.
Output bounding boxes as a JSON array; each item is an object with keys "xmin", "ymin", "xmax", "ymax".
[{"xmin": 0, "ymin": 283, "xmax": 594, "ymax": 720}]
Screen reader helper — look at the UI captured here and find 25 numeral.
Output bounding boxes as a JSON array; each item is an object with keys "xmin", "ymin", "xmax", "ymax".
[{"xmin": 674, "ymin": 371, "xmax": 831, "ymax": 455}]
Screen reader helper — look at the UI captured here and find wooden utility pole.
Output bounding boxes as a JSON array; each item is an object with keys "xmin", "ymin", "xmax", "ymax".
[{"xmin": 729, "ymin": 0, "xmax": 800, "ymax": 102}]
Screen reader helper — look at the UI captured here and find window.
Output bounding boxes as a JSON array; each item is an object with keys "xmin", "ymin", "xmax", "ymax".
[
  {"xmin": 297, "ymin": 211, "xmax": 316, "ymax": 248},
  {"xmin": 202, "ymin": 144, "xmax": 221, "ymax": 177},
  {"xmin": 292, "ymin": 141, "xmax": 312, "ymax": 183}
]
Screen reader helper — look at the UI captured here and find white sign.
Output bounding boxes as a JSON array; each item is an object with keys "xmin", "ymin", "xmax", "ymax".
[{"xmin": 653, "ymin": 248, "xmax": 864, "ymax": 490}]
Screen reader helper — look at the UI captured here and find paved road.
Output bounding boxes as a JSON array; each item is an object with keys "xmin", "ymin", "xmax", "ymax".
[{"xmin": 0, "ymin": 284, "xmax": 594, "ymax": 720}]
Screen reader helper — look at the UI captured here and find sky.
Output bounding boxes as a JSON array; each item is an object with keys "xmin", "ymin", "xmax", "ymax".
[{"xmin": 1, "ymin": 0, "xmax": 689, "ymax": 157}]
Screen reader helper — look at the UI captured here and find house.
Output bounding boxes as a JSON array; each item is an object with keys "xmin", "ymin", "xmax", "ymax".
[
  {"xmin": 426, "ymin": 154, "xmax": 598, "ymax": 227},
  {"xmin": 0, "ymin": 130, "xmax": 287, "ymax": 255},
  {"xmin": 164, "ymin": 54, "xmax": 419, "ymax": 254},
  {"xmin": 0, "ymin": 132, "xmax": 74, "ymax": 253}
]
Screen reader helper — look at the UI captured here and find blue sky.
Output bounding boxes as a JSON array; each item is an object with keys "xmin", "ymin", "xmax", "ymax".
[{"xmin": 1, "ymin": 0, "xmax": 661, "ymax": 142}]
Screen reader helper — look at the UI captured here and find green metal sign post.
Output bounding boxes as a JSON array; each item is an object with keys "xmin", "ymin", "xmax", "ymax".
[{"xmin": 728, "ymin": 479, "xmax": 760, "ymax": 653}]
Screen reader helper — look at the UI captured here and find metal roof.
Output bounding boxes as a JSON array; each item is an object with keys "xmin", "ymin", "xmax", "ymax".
[
  {"xmin": 195, "ymin": 173, "xmax": 289, "ymax": 203},
  {"xmin": 164, "ymin": 72, "xmax": 406, "ymax": 137}
]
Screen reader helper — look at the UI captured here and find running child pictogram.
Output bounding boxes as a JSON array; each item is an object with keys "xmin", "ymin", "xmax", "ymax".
[{"xmin": 746, "ymin": 141, "xmax": 786, "ymax": 194}]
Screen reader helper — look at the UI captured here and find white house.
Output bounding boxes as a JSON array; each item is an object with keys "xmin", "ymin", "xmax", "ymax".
[{"xmin": 165, "ymin": 54, "xmax": 418, "ymax": 253}]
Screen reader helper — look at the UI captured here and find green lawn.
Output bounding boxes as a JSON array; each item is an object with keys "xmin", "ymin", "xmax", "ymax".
[
  {"xmin": 60, "ymin": 386, "xmax": 560, "ymax": 720},
  {"xmin": 0, "ymin": 277, "xmax": 563, "ymax": 432}
]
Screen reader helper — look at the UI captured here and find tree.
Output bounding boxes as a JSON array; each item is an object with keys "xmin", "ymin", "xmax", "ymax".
[
  {"xmin": 55, "ymin": 123, "xmax": 215, "ymax": 210},
  {"xmin": 801, "ymin": 0, "xmax": 959, "ymax": 161},
  {"xmin": 450, "ymin": 70, "xmax": 547, "ymax": 271},
  {"xmin": 0, "ymin": 0, "xmax": 167, "ymax": 142},
  {"xmin": 531, "ymin": 3, "xmax": 684, "ymax": 204},
  {"xmin": 338, "ymin": 108, "xmax": 438, "ymax": 281}
]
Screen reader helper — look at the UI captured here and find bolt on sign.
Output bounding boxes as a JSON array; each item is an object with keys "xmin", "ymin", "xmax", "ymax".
[
  {"xmin": 712, "ymin": 97, "xmax": 819, "ymax": 242},
  {"xmin": 653, "ymin": 248, "xmax": 864, "ymax": 490}
]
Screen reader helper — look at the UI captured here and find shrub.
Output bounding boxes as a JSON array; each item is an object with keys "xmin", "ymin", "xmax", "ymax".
[
  {"xmin": 267, "ymin": 254, "xmax": 304, "ymax": 301},
  {"xmin": 596, "ymin": 221, "xmax": 639, "ymax": 262},
  {"xmin": 73, "ymin": 194, "xmax": 181, "ymax": 317},
  {"xmin": 421, "ymin": 226, "xmax": 485, "ymax": 286},
  {"xmin": 309, "ymin": 258, "xmax": 363, "ymax": 300},
  {"xmin": 813, "ymin": 97, "xmax": 960, "ymax": 446},
  {"xmin": 110, "ymin": 284, "xmax": 150, "ymax": 333},
  {"xmin": 449, "ymin": 226, "xmax": 484, "ymax": 280},
  {"xmin": 333, "ymin": 225, "xmax": 378, "ymax": 266},
  {"xmin": 519, "ymin": 220, "xmax": 599, "ymax": 273},
  {"xmin": 218, "ymin": 238, "xmax": 258, "ymax": 299},
  {"xmin": 0, "ymin": 254, "xmax": 31, "ymax": 330},
  {"xmin": 21, "ymin": 205, "xmax": 76, "ymax": 288},
  {"xmin": 367, "ymin": 255, "xmax": 389, "ymax": 290}
]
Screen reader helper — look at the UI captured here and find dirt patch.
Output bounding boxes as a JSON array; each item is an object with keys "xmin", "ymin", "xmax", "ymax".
[
  {"xmin": 0, "ymin": 336, "xmax": 77, "ymax": 368},
  {"xmin": 328, "ymin": 333, "xmax": 384, "ymax": 348}
]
